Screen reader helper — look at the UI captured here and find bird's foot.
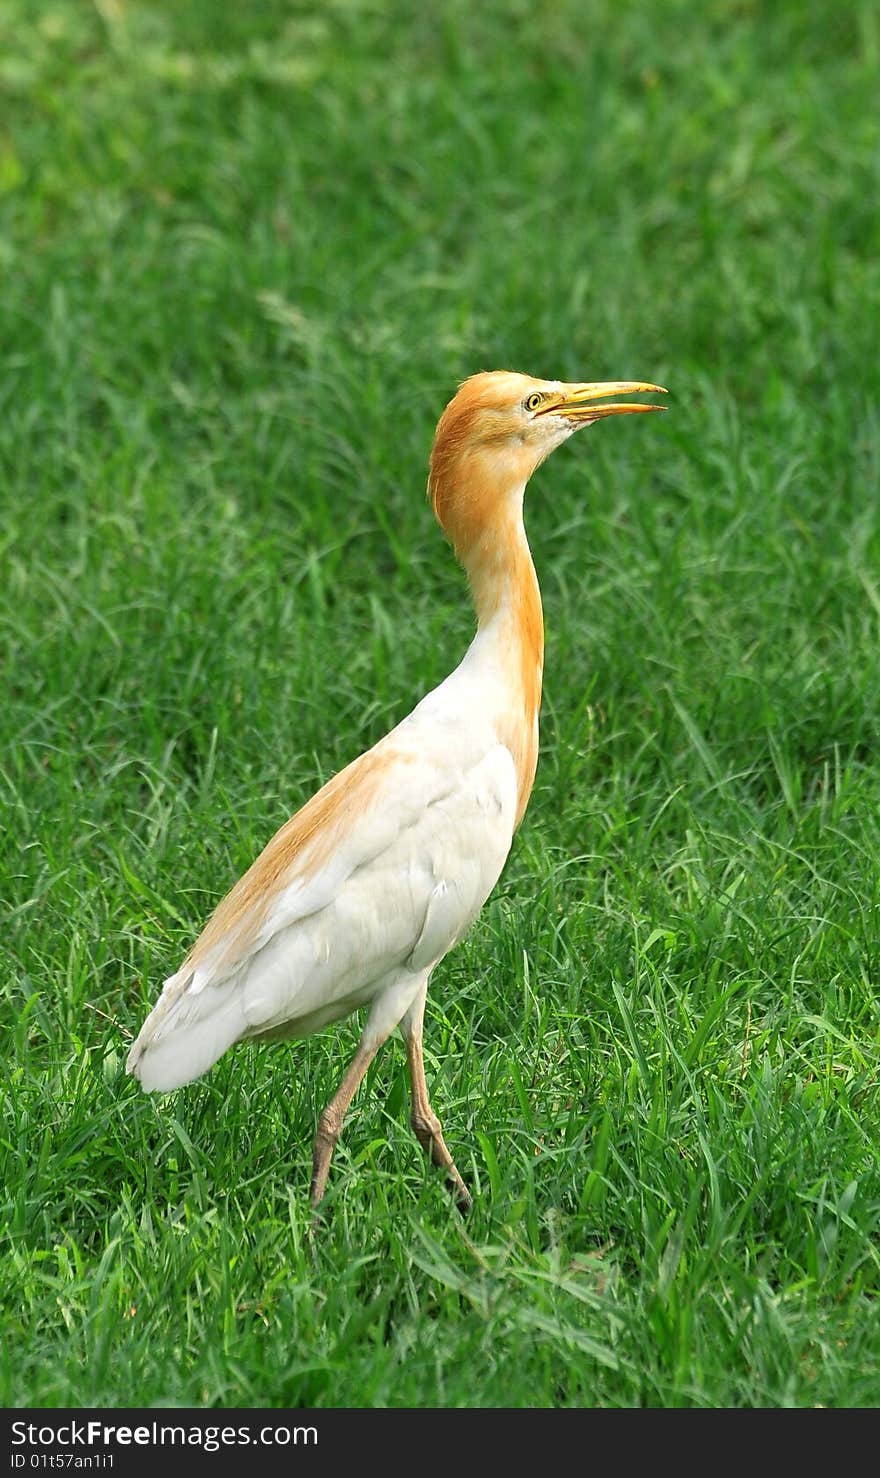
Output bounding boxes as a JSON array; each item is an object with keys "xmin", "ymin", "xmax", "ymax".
[{"xmin": 449, "ymin": 1176, "xmax": 473, "ymax": 1214}]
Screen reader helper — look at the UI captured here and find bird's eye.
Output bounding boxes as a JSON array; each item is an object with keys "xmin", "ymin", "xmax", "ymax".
[{"xmin": 524, "ymin": 393, "xmax": 544, "ymax": 412}]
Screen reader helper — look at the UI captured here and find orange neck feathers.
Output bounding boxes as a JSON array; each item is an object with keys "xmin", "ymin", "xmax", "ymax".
[{"xmin": 428, "ymin": 383, "xmax": 544, "ymax": 825}]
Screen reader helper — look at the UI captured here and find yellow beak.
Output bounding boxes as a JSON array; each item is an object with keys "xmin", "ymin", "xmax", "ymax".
[{"xmin": 537, "ymin": 380, "xmax": 668, "ymax": 423}]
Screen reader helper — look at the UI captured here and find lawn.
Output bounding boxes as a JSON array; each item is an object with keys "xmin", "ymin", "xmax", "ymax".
[{"xmin": 2, "ymin": 0, "xmax": 880, "ymax": 1407}]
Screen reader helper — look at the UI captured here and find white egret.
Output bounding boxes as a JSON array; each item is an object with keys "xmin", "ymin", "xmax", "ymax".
[{"xmin": 127, "ymin": 371, "xmax": 667, "ymax": 1209}]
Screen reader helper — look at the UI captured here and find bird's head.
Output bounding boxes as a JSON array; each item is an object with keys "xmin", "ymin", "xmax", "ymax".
[{"xmin": 428, "ymin": 370, "xmax": 667, "ymax": 555}]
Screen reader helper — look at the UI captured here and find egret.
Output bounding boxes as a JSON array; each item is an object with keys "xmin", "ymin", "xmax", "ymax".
[{"xmin": 127, "ymin": 371, "xmax": 667, "ymax": 1209}]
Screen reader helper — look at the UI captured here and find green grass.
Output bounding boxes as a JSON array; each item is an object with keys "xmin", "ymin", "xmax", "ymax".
[{"xmin": 2, "ymin": 0, "xmax": 880, "ymax": 1408}]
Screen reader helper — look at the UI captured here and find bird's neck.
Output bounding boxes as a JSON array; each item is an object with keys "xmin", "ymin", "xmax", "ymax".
[{"xmin": 461, "ymin": 498, "xmax": 544, "ymax": 827}]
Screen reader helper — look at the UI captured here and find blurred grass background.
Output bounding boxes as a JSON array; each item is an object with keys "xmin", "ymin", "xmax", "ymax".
[{"xmin": 2, "ymin": 0, "xmax": 880, "ymax": 1406}]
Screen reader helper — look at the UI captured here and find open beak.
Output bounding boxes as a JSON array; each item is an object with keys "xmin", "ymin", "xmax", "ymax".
[{"xmin": 537, "ymin": 380, "xmax": 668, "ymax": 424}]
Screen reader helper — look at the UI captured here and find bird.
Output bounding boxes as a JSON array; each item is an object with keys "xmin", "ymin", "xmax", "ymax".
[{"xmin": 126, "ymin": 370, "xmax": 667, "ymax": 1211}]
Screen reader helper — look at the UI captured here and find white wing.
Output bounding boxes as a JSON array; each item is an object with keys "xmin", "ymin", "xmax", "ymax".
[{"xmin": 127, "ymin": 718, "xmax": 517, "ymax": 1092}]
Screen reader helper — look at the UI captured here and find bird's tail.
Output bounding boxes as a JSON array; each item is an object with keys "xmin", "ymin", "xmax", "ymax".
[{"xmin": 126, "ymin": 966, "xmax": 247, "ymax": 1093}]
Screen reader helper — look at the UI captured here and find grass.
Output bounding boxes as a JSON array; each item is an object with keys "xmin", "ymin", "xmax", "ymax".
[{"xmin": 2, "ymin": 0, "xmax": 880, "ymax": 1408}]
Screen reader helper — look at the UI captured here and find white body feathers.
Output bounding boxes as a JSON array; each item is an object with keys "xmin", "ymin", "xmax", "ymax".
[{"xmin": 126, "ymin": 618, "xmax": 522, "ymax": 1093}]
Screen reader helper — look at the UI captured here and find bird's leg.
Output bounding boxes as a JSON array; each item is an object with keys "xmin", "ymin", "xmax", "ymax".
[
  {"xmin": 310, "ymin": 1039, "xmax": 381, "ymax": 1212},
  {"xmin": 400, "ymin": 988, "xmax": 471, "ymax": 1211}
]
